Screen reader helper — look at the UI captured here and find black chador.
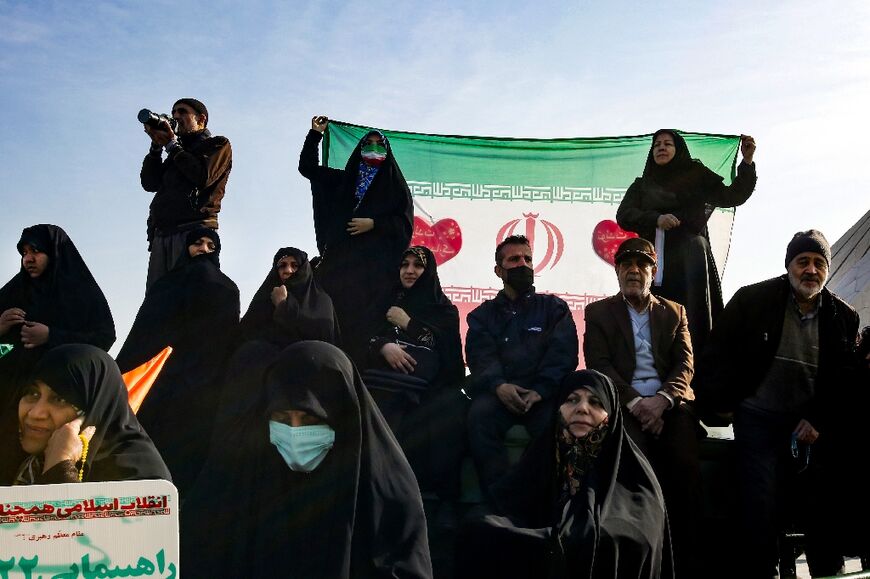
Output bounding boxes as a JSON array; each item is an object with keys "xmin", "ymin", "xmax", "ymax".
[
  {"xmin": 239, "ymin": 247, "xmax": 340, "ymax": 347},
  {"xmin": 617, "ymin": 129, "xmax": 756, "ymax": 353},
  {"xmin": 457, "ymin": 370, "xmax": 672, "ymax": 579},
  {"xmin": 0, "ymin": 224, "xmax": 115, "ymax": 421},
  {"xmin": 115, "ymin": 228, "xmax": 239, "ymax": 496},
  {"xmin": 299, "ymin": 127, "xmax": 413, "ymax": 367},
  {"xmin": 181, "ymin": 341, "xmax": 432, "ymax": 578},
  {"xmin": 365, "ymin": 246, "xmax": 467, "ymax": 498}
]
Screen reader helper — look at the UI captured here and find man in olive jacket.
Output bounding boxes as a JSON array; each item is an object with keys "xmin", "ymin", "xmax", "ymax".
[{"xmin": 583, "ymin": 237, "xmax": 699, "ymax": 578}]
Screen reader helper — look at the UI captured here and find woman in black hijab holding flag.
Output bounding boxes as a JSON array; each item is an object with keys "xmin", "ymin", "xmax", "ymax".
[
  {"xmin": 239, "ymin": 246, "xmax": 340, "ymax": 347},
  {"xmin": 116, "ymin": 227, "xmax": 239, "ymax": 496},
  {"xmin": 182, "ymin": 341, "xmax": 432, "ymax": 578},
  {"xmin": 299, "ymin": 115, "xmax": 413, "ymax": 367},
  {"xmin": 617, "ymin": 130, "xmax": 756, "ymax": 353},
  {"xmin": 456, "ymin": 369, "xmax": 671, "ymax": 579}
]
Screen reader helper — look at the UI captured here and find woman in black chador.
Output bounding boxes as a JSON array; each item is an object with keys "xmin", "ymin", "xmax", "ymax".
[
  {"xmin": 456, "ymin": 370, "xmax": 671, "ymax": 579},
  {"xmin": 115, "ymin": 227, "xmax": 239, "ymax": 496},
  {"xmin": 299, "ymin": 115, "xmax": 413, "ymax": 367},
  {"xmin": 0, "ymin": 224, "xmax": 115, "ymax": 426},
  {"xmin": 617, "ymin": 130, "xmax": 756, "ymax": 353},
  {"xmin": 181, "ymin": 341, "xmax": 433, "ymax": 579},
  {"xmin": 1, "ymin": 344, "xmax": 170, "ymax": 485},
  {"xmin": 239, "ymin": 246, "xmax": 339, "ymax": 347},
  {"xmin": 364, "ymin": 246, "xmax": 466, "ymax": 499}
]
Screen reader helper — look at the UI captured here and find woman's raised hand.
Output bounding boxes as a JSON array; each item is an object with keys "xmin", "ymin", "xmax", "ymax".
[
  {"xmin": 740, "ymin": 135, "xmax": 756, "ymax": 165},
  {"xmin": 311, "ymin": 116, "xmax": 329, "ymax": 133},
  {"xmin": 43, "ymin": 417, "xmax": 96, "ymax": 473},
  {"xmin": 271, "ymin": 285, "xmax": 288, "ymax": 306}
]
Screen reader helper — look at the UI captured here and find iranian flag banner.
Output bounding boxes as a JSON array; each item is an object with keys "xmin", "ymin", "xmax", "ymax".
[{"xmin": 323, "ymin": 122, "xmax": 742, "ymax": 361}]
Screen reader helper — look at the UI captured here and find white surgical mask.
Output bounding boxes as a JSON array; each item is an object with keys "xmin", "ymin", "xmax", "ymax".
[{"xmin": 269, "ymin": 421, "xmax": 335, "ymax": 473}]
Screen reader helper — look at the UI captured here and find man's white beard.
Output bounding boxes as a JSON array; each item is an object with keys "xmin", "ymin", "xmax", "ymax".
[{"xmin": 789, "ymin": 271, "xmax": 825, "ymax": 303}]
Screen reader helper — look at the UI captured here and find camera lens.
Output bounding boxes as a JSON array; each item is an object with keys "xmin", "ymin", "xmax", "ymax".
[{"xmin": 137, "ymin": 109, "xmax": 154, "ymax": 124}]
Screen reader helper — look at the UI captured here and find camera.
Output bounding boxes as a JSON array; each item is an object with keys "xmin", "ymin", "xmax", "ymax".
[{"xmin": 138, "ymin": 109, "xmax": 178, "ymax": 133}]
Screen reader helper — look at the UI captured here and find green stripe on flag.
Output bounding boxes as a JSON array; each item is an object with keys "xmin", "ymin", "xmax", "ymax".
[{"xmin": 324, "ymin": 122, "xmax": 740, "ymax": 205}]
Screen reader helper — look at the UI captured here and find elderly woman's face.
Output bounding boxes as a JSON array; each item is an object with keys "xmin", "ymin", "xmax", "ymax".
[
  {"xmin": 652, "ymin": 133, "xmax": 676, "ymax": 166},
  {"xmin": 18, "ymin": 381, "xmax": 80, "ymax": 455},
  {"xmin": 559, "ymin": 388, "xmax": 608, "ymax": 438}
]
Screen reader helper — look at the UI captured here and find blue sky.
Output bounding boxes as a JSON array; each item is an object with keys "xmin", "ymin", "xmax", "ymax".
[{"xmin": 2, "ymin": 0, "xmax": 868, "ymax": 351}]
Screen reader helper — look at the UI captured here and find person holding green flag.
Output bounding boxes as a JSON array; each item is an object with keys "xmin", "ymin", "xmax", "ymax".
[
  {"xmin": 617, "ymin": 130, "xmax": 757, "ymax": 354},
  {"xmin": 299, "ymin": 115, "xmax": 413, "ymax": 368}
]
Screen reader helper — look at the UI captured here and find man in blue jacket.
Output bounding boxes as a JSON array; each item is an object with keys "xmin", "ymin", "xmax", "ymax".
[{"xmin": 466, "ymin": 235, "xmax": 579, "ymax": 495}]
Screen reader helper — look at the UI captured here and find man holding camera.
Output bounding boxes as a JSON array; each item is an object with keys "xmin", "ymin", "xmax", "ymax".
[{"xmin": 140, "ymin": 98, "xmax": 232, "ymax": 289}]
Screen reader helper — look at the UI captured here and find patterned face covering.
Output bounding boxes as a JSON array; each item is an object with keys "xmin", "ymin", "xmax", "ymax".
[
  {"xmin": 360, "ymin": 142, "xmax": 387, "ymax": 167},
  {"xmin": 557, "ymin": 418, "xmax": 608, "ymax": 498}
]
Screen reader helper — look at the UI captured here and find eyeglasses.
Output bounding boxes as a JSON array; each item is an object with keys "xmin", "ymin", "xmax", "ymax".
[{"xmin": 790, "ymin": 433, "xmax": 811, "ymax": 474}]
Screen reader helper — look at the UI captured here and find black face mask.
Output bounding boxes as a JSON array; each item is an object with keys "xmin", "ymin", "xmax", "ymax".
[{"xmin": 504, "ymin": 265, "xmax": 534, "ymax": 295}]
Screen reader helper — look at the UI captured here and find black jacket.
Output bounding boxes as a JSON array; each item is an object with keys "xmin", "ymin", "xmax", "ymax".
[
  {"xmin": 140, "ymin": 130, "xmax": 232, "ymax": 239},
  {"xmin": 694, "ymin": 275, "xmax": 859, "ymax": 432},
  {"xmin": 466, "ymin": 289, "xmax": 578, "ymax": 400}
]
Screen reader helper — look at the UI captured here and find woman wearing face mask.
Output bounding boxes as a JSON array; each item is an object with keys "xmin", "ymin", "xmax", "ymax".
[
  {"xmin": 299, "ymin": 116, "xmax": 414, "ymax": 368},
  {"xmin": 1, "ymin": 344, "xmax": 170, "ymax": 485},
  {"xmin": 456, "ymin": 369, "xmax": 671, "ymax": 579},
  {"xmin": 617, "ymin": 130, "xmax": 757, "ymax": 353},
  {"xmin": 182, "ymin": 341, "xmax": 433, "ymax": 578},
  {"xmin": 115, "ymin": 227, "xmax": 240, "ymax": 496},
  {"xmin": 239, "ymin": 247, "xmax": 340, "ymax": 347}
]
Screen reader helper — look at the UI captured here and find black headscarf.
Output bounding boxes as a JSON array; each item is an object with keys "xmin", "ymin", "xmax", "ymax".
[
  {"xmin": 483, "ymin": 370, "xmax": 672, "ymax": 579},
  {"xmin": 0, "ymin": 224, "xmax": 115, "ymax": 353},
  {"xmin": 239, "ymin": 247, "xmax": 340, "ymax": 346},
  {"xmin": 182, "ymin": 226, "xmax": 221, "ymax": 268},
  {"xmin": 115, "ymin": 229, "xmax": 239, "ymax": 494},
  {"xmin": 0, "ymin": 345, "xmax": 170, "ymax": 484},
  {"xmin": 116, "ymin": 229, "xmax": 236, "ymax": 371},
  {"xmin": 311, "ymin": 130, "xmax": 413, "ymax": 257},
  {"xmin": 375, "ymin": 245, "xmax": 464, "ymax": 387},
  {"xmin": 182, "ymin": 341, "xmax": 432, "ymax": 578},
  {"xmin": 641, "ymin": 129, "xmax": 725, "ymax": 208},
  {"xmin": 0, "ymin": 225, "xmax": 115, "ymax": 432}
]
